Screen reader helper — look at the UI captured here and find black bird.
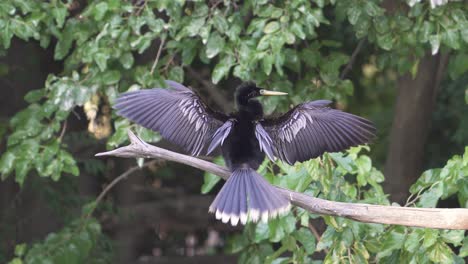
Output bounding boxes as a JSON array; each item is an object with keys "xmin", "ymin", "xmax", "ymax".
[{"xmin": 114, "ymin": 80, "xmax": 375, "ymax": 225}]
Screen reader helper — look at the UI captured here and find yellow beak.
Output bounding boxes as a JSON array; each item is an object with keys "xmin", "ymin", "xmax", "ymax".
[{"xmin": 259, "ymin": 89, "xmax": 288, "ymax": 96}]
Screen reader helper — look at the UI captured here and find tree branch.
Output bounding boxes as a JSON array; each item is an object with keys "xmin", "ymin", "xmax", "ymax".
[
  {"xmin": 340, "ymin": 39, "xmax": 366, "ymax": 80},
  {"xmin": 96, "ymin": 130, "xmax": 468, "ymax": 230}
]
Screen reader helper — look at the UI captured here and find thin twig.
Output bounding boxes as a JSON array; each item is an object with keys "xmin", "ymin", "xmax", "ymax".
[
  {"xmin": 95, "ymin": 161, "xmax": 152, "ymax": 206},
  {"xmin": 340, "ymin": 39, "xmax": 366, "ymax": 80},
  {"xmin": 308, "ymin": 222, "xmax": 328, "ymax": 253},
  {"xmin": 85, "ymin": 160, "xmax": 159, "ymax": 218},
  {"xmin": 150, "ymin": 38, "xmax": 166, "ymax": 75},
  {"xmin": 58, "ymin": 120, "xmax": 68, "ymax": 142},
  {"xmin": 95, "ymin": 130, "xmax": 468, "ymax": 230}
]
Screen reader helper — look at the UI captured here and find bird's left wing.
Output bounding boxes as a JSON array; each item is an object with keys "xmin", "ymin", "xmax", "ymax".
[
  {"xmin": 114, "ymin": 80, "xmax": 229, "ymax": 156},
  {"xmin": 259, "ymin": 100, "xmax": 376, "ymax": 165}
]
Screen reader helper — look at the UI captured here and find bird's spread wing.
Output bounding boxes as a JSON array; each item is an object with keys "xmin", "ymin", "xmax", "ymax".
[
  {"xmin": 207, "ymin": 119, "xmax": 235, "ymax": 155},
  {"xmin": 114, "ymin": 80, "xmax": 229, "ymax": 156},
  {"xmin": 254, "ymin": 123, "xmax": 275, "ymax": 161},
  {"xmin": 260, "ymin": 100, "xmax": 376, "ymax": 165}
]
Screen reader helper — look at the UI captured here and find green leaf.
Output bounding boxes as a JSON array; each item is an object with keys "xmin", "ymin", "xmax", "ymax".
[
  {"xmin": 262, "ymin": 53, "xmax": 274, "ymax": 75},
  {"xmin": 24, "ymin": 89, "xmax": 44, "ymax": 103},
  {"xmin": 428, "ymin": 242, "xmax": 455, "ymax": 263},
  {"xmin": 201, "ymin": 172, "xmax": 221, "ymax": 194},
  {"xmin": 181, "ymin": 40, "xmax": 198, "ymax": 65},
  {"xmin": 376, "ymin": 33, "xmax": 394, "ymax": 51},
  {"xmin": 461, "ymin": 28, "xmax": 468, "ymax": 44},
  {"xmin": 283, "ymin": 30, "xmax": 295, "ymax": 44},
  {"xmin": 329, "ymin": 153, "xmax": 353, "ymax": 173},
  {"xmin": 257, "ymin": 35, "xmax": 271, "ymax": 51},
  {"xmin": 290, "ymin": 22, "xmax": 305, "ymax": 39},
  {"xmin": 377, "ymin": 230, "xmax": 405, "ymax": 259},
  {"xmin": 316, "ymin": 227, "xmax": 334, "ymax": 251},
  {"xmin": 186, "ymin": 18, "xmax": 205, "ymax": 37},
  {"xmin": 119, "ymin": 52, "xmax": 134, "ymax": 69},
  {"xmin": 15, "ymin": 158, "xmax": 30, "ymax": 186},
  {"xmin": 107, "ymin": 118, "xmax": 130, "ymax": 148},
  {"xmin": 404, "ymin": 230, "xmax": 421, "ymax": 253},
  {"xmin": 55, "ymin": 27, "xmax": 73, "ymax": 60},
  {"xmin": 94, "ymin": 53, "xmax": 109, "ymax": 72},
  {"xmin": 169, "ymin": 66, "xmax": 184, "ymax": 83},
  {"xmin": 440, "ymin": 230, "xmax": 465, "ymax": 246},
  {"xmin": 8, "ymin": 258, "xmax": 22, "ymax": 264},
  {"xmin": 255, "ymin": 222, "xmax": 270, "ymax": 243},
  {"xmin": 441, "ymin": 29, "xmax": 460, "ymax": 50},
  {"xmin": 93, "ymin": 2, "xmax": 108, "ymax": 20},
  {"xmin": 268, "ymin": 218, "xmax": 285, "ymax": 242},
  {"xmin": 212, "ymin": 55, "xmax": 234, "ymax": 84},
  {"xmin": 0, "ymin": 151, "xmax": 16, "ymax": 178},
  {"xmin": 448, "ymin": 53, "xmax": 468, "ymax": 79},
  {"xmin": 466, "ymin": 89, "xmax": 468, "ymax": 105},
  {"xmin": 81, "ymin": 202, "xmax": 97, "ymax": 218},
  {"xmin": 418, "ymin": 182, "xmax": 443, "ymax": 207},
  {"xmin": 419, "ymin": 21, "xmax": 433, "ymax": 43},
  {"xmin": 294, "ymin": 228, "xmax": 316, "ymax": 254},
  {"xmin": 52, "ymin": 6, "xmax": 67, "ymax": 28},
  {"xmin": 14, "ymin": 243, "xmax": 27, "ymax": 257},
  {"xmin": 201, "ymin": 157, "xmax": 224, "ymax": 193},
  {"xmin": 460, "ymin": 236, "xmax": 468, "ymax": 257},
  {"xmin": 227, "ymin": 234, "xmax": 249, "ymax": 254},
  {"xmin": 423, "ymin": 229, "xmax": 438, "ymax": 248},
  {"xmin": 347, "ymin": 6, "xmax": 361, "ymax": 25},
  {"xmin": 213, "ymin": 16, "xmax": 229, "ymax": 34},
  {"xmin": 100, "ymin": 70, "xmax": 121, "ymax": 85},
  {"xmin": 282, "ymin": 215, "xmax": 296, "ymax": 234},
  {"xmin": 364, "ymin": 2, "xmax": 382, "ymax": 17},
  {"xmin": 1, "ymin": 21, "xmax": 13, "ymax": 49},
  {"xmin": 264, "ymin": 21, "xmax": 280, "ymax": 34},
  {"xmin": 206, "ymin": 33, "xmax": 225, "ymax": 59}
]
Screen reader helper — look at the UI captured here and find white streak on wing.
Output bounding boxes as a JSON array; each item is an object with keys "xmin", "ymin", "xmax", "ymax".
[
  {"xmin": 261, "ymin": 211, "xmax": 269, "ymax": 223},
  {"xmin": 188, "ymin": 108, "xmax": 196, "ymax": 123},
  {"xmin": 250, "ymin": 209, "xmax": 260, "ymax": 222},
  {"xmin": 240, "ymin": 212, "xmax": 248, "ymax": 225},
  {"xmin": 230, "ymin": 215, "xmax": 240, "ymax": 226},
  {"xmin": 221, "ymin": 212, "xmax": 230, "ymax": 223}
]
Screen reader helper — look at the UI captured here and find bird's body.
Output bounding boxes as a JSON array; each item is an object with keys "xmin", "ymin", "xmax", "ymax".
[
  {"xmin": 222, "ymin": 85, "xmax": 265, "ymax": 170},
  {"xmin": 114, "ymin": 80, "xmax": 376, "ymax": 225},
  {"xmin": 222, "ymin": 117, "xmax": 264, "ymax": 170}
]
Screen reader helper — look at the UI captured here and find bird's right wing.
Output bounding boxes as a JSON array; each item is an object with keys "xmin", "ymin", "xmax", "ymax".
[
  {"xmin": 114, "ymin": 80, "xmax": 229, "ymax": 156},
  {"xmin": 259, "ymin": 100, "xmax": 376, "ymax": 165}
]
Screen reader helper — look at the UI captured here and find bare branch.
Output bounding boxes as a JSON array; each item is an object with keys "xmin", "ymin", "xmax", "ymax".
[
  {"xmin": 150, "ymin": 37, "xmax": 166, "ymax": 75},
  {"xmin": 340, "ymin": 39, "xmax": 366, "ymax": 80},
  {"xmin": 96, "ymin": 130, "xmax": 468, "ymax": 230}
]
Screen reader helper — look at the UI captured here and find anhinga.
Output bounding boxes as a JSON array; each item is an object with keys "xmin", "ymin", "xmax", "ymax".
[{"xmin": 114, "ymin": 80, "xmax": 375, "ymax": 226}]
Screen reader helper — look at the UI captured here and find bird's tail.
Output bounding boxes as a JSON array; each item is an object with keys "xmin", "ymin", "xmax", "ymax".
[{"xmin": 209, "ymin": 167, "xmax": 290, "ymax": 226}]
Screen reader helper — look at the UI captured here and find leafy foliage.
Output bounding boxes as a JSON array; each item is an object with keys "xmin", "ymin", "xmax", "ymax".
[
  {"xmin": 0, "ymin": 0, "xmax": 467, "ymax": 263},
  {"xmin": 8, "ymin": 216, "xmax": 104, "ymax": 264},
  {"xmin": 221, "ymin": 147, "xmax": 467, "ymax": 263}
]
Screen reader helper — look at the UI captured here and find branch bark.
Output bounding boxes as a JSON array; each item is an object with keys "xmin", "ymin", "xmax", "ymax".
[{"xmin": 96, "ymin": 130, "xmax": 468, "ymax": 230}]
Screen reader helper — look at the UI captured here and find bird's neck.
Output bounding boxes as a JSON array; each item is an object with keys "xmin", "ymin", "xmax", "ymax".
[{"xmin": 237, "ymin": 99, "xmax": 263, "ymax": 120}]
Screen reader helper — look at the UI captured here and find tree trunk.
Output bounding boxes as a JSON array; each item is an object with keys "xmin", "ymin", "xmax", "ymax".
[{"xmin": 384, "ymin": 53, "xmax": 449, "ymax": 203}]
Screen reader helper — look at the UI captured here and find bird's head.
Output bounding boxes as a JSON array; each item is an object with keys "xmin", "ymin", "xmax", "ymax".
[{"xmin": 235, "ymin": 82, "xmax": 287, "ymax": 103}]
